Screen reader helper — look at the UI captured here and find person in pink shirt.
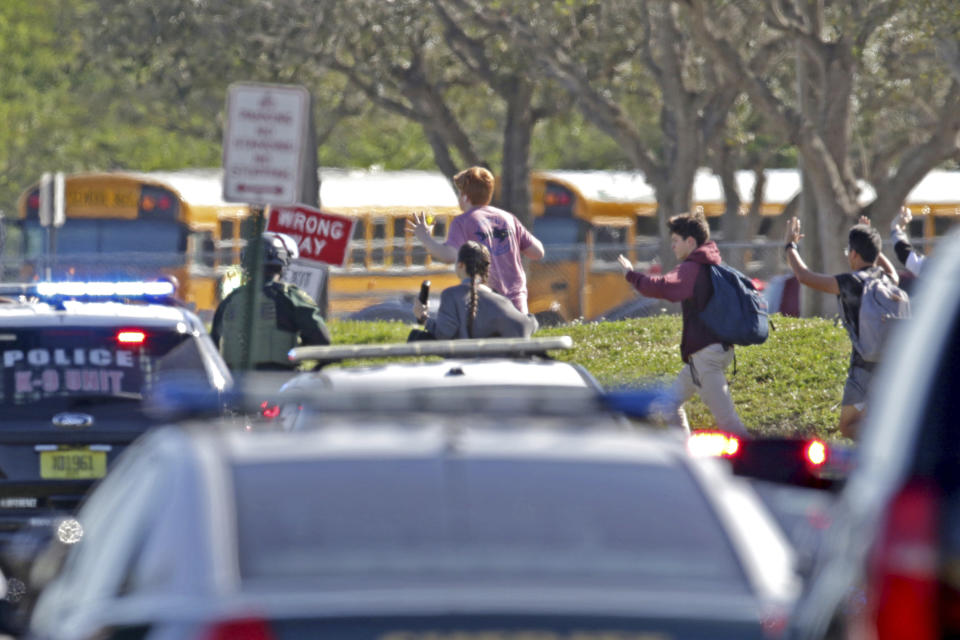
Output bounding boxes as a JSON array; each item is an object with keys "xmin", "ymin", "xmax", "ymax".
[{"xmin": 407, "ymin": 166, "xmax": 544, "ymax": 313}]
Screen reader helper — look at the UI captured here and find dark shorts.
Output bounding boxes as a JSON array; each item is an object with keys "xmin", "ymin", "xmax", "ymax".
[{"xmin": 841, "ymin": 364, "xmax": 873, "ymax": 410}]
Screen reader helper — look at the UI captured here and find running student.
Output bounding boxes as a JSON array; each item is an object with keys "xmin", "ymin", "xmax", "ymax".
[
  {"xmin": 407, "ymin": 166, "xmax": 544, "ymax": 313},
  {"xmin": 783, "ymin": 216, "xmax": 899, "ymax": 438},
  {"xmin": 617, "ymin": 212, "xmax": 747, "ymax": 436}
]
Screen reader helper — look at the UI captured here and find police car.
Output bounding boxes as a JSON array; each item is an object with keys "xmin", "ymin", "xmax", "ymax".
[{"xmin": 0, "ymin": 280, "xmax": 231, "ymax": 540}]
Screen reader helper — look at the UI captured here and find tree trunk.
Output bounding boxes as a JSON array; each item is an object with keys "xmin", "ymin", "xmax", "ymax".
[{"xmin": 497, "ymin": 80, "xmax": 535, "ymax": 227}]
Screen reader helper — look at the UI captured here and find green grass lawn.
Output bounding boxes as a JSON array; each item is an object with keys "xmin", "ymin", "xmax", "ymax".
[{"xmin": 327, "ymin": 314, "xmax": 852, "ymax": 439}]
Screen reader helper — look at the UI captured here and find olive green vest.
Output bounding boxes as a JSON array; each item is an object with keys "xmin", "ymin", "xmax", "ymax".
[{"xmin": 219, "ymin": 284, "xmax": 298, "ymax": 369}]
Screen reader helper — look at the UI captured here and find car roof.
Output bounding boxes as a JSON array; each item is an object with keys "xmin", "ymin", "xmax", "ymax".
[
  {"xmin": 283, "ymin": 357, "xmax": 594, "ymax": 393},
  {"xmin": 205, "ymin": 421, "xmax": 682, "ymax": 465},
  {"xmin": 172, "ymin": 422, "xmax": 798, "ymax": 609},
  {"xmin": 0, "ymin": 299, "xmax": 196, "ymax": 329}
]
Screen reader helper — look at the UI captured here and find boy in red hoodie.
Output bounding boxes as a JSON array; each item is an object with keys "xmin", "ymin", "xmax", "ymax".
[{"xmin": 617, "ymin": 212, "xmax": 747, "ymax": 436}]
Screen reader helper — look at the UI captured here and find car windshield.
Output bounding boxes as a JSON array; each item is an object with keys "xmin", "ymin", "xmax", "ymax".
[
  {"xmin": 0, "ymin": 327, "xmax": 197, "ymax": 407},
  {"xmin": 233, "ymin": 457, "xmax": 749, "ymax": 593}
]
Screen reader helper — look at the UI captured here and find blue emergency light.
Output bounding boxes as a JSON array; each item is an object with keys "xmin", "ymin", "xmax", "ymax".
[{"xmin": 28, "ymin": 280, "xmax": 176, "ymax": 299}]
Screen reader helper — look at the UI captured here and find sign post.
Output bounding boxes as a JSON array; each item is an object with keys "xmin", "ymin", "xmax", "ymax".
[{"xmin": 37, "ymin": 172, "xmax": 65, "ymax": 280}]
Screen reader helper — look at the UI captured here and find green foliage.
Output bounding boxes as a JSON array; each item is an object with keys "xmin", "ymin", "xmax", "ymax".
[
  {"xmin": 532, "ymin": 112, "xmax": 632, "ymax": 169},
  {"xmin": 327, "ymin": 314, "xmax": 853, "ymax": 438},
  {"xmin": 318, "ymin": 109, "xmax": 438, "ymax": 170},
  {"xmin": 0, "ymin": 0, "xmax": 224, "ymax": 214}
]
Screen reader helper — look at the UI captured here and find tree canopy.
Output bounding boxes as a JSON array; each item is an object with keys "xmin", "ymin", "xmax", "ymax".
[{"xmin": 2, "ymin": 0, "xmax": 957, "ymax": 264}]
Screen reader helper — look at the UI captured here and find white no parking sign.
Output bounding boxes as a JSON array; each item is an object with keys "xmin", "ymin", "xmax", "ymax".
[{"xmin": 222, "ymin": 83, "xmax": 309, "ymax": 205}]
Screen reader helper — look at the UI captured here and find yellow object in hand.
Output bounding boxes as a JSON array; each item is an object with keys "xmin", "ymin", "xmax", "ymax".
[{"xmin": 426, "ymin": 215, "xmax": 435, "ymax": 225}]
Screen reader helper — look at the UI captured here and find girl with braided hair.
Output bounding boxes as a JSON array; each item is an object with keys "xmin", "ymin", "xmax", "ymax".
[{"xmin": 413, "ymin": 241, "xmax": 538, "ymax": 340}]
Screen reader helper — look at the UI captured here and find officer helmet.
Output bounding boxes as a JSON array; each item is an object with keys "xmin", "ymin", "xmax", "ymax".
[{"xmin": 260, "ymin": 232, "xmax": 299, "ymax": 268}]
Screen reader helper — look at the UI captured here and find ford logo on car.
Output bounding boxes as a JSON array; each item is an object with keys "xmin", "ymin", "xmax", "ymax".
[{"xmin": 52, "ymin": 413, "xmax": 95, "ymax": 429}]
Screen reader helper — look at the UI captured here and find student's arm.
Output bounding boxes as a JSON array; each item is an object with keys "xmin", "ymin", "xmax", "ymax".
[
  {"xmin": 521, "ymin": 235, "xmax": 545, "ymax": 260},
  {"xmin": 515, "ymin": 218, "xmax": 545, "ymax": 260},
  {"xmin": 906, "ymin": 252, "xmax": 925, "ymax": 277},
  {"xmin": 783, "ymin": 216, "xmax": 839, "ymax": 295},
  {"xmin": 877, "ymin": 252, "xmax": 899, "ymax": 285},
  {"xmin": 495, "ymin": 295, "xmax": 539, "ymax": 338},
  {"xmin": 424, "ymin": 289, "xmax": 461, "ymax": 339},
  {"xmin": 889, "ymin": 206, "xmax": 918, "ymax": 270},
  {"xmin": 784, "ymin": 247, "xmax": 840, "ymax": 294},
  {"xmin": 407, "ymin": 212, "xmax": 458, "ymax": 263}
]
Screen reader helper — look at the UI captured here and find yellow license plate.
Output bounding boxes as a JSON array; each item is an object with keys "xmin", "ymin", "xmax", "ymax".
[{"xmin": 39, "ymin": 449, "xmax": 107, "ymax": 480}]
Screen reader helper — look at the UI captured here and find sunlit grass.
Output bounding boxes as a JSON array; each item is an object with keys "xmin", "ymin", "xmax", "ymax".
[{"xmin": 327, "ymin": 314, "xmax": 851, "ymax": 439}]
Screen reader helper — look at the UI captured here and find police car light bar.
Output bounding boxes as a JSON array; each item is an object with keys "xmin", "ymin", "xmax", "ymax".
[
  {"xmin": 289, "ymin": 336, "xmax": 574, "ymax": 363},
  {"xmin": 0, "ymin": 280, "xmax": 178, "ymax": 300}
]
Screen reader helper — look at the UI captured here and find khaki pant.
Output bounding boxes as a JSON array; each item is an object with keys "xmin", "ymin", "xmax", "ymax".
[{"xmin": 670, "ymin": 343, "xmax": 747, "ymax": 436}]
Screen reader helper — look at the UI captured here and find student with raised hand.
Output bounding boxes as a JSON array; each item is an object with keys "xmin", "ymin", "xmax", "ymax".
[
  {"xmin": 783, "ymin": 216, "xmax": 904, "ymax": 439},
  {"xmin": 413, "ymin": 241, "xmax": 538, "ymax": 339},
  {"xmin": 407, "ymin": 166, "xmax": 544, "ymax": 313}
]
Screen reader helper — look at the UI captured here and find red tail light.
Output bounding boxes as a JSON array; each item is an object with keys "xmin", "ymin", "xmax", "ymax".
[
  {"xmin": 260, "ymin": 401, "xmax": 280, "ymax": 420},
  {"xmin": 804, "ymin": 440, "xmax": 827, "ymax": 466},
  {"xmin": 202, "ymin": 617, "xmax": 276, "ymax": 640},
  {"xmin": 116, "ymin": 330, "xmax": 146, "ymax": 344},
  {"xmin": 858, "ymin": 480, "xmax": 939, "ymax": 640}
]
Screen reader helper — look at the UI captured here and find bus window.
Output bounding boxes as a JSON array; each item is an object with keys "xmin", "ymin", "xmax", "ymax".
[
  {"xmin": 26, "ymin": 219, "xmax": 184, "ymax": 261},
  {"xmin": 635, "ymin": 216, "xmax": 658, "ymax": 237},
  {"xmin": 933, "ymin": 215, "xmax": 955, "ymax": 238},
  {"xmin": 191, "ymin": 230, "xmax": 216, "ymax": 269},
  {"xmin": 593, "ymin": 224, "xmax": 630, "ymax": 264},
  {"xmin": 220, "ymin": 219, "xmax": 235, "ymax": 242},
  {"xmin": 532, "ymin": 218, "xmax": 583, "ymax": 262},
  {"xmin": 909, "ymin": 217, "xmax": 924, "ymax": 239}
]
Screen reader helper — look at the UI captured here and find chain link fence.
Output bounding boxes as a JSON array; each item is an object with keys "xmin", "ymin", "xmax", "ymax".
[{"xmin": 0, "ymin": 236, "xmax": 931, "ymax": 323}]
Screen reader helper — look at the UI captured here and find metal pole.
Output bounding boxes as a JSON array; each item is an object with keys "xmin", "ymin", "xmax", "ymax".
[{"xmin": 240, "ymin": 206, "xmax": 265, "ymax": 371}]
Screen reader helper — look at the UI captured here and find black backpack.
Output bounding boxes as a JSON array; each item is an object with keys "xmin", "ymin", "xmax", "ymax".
[{"xmin": 698, "ymin": 264, "xmax": 770, "ymax": 346}]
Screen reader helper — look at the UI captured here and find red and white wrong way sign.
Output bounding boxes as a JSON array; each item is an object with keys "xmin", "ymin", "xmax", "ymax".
[
  {"xmin": 267, "ymin": 204, "xmax": 357, "ymax": 267},
  {"xmin": 223, "ymin": 83, "xmax": 309, "ymax": 205}
]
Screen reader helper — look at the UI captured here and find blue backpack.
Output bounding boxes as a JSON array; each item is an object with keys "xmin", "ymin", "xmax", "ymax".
[{"xmin": 698, "ymin": 264, "xmax": 770, "ymax": 346}]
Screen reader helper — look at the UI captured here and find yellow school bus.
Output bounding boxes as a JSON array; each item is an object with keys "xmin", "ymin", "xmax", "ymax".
[
  {"xmin": 11, "ymin": 170, "xmax": 244, "ymax": 311},
  {"xmin": 526, "ymin": 170, "xmax": 651, "ymax": 320},
  {"xmin": 320, "ymin": 169, "xmax": 464, "ymax": 315},
  {"xmin": 11, "ymin": 168, "xmax": 954, "ymax": 321}
]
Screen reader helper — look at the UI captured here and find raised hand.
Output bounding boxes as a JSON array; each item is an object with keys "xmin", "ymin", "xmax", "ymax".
[
  {"xmin": 405, "ymin": 211, "xmax": 435, "ymax": 242},
  {"xmin": 891, "ymin": 206, "xmax": 912, "ymax": 232},
  {"xmin": 784, "ymin": 216, "xmax": 804, "ymax": 245}
]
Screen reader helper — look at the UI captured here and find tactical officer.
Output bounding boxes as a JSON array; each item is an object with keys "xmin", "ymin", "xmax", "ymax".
[{"xmin": 210, "ymin": 233, "xmax": 330, "ymax": 371}]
